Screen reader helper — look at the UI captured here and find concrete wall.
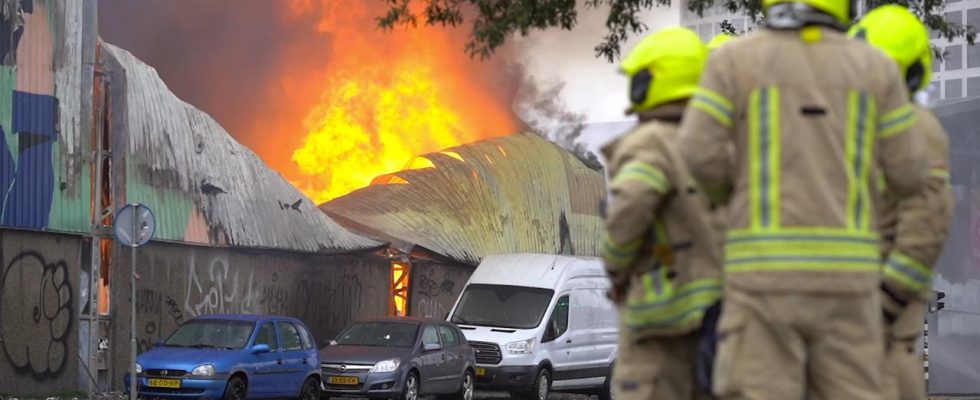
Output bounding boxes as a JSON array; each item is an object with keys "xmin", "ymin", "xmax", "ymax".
[
  {"xmin": 408, "ymin": 260, "xmax": 474, "ymax": 319},
  {"xmin": 0, "ymin": 230, "xmax": 82, "ymax": 396},
  {"xmin": 107, "ymin": 242, "xmax": 390, "ymax": 390}
]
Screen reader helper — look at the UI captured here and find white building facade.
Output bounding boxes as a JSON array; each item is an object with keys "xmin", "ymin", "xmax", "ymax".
[{"xmin": 680, "ymin": 0, "xmax": 980, "ymax": 100}]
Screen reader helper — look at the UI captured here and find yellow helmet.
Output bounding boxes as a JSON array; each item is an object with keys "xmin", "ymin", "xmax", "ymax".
[
  {"xmin": 708, "ymin": 33, "xmax": 734, "ymax": 50},
  {"xmin": 848, "ymin": 4, "xmax": 932, "ymax": 93},
  {"xmin": 620, "ymin": 27, "xmax": 708, "ymax": 114},
  {"xmin": 763, "ymin": 0, "xmax": 852, "ymax": 26}
]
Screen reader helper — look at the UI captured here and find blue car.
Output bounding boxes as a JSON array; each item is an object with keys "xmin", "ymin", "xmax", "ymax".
[{"xmin": 124, "ymin": 314, "xmax": 321, "ymax": 400}]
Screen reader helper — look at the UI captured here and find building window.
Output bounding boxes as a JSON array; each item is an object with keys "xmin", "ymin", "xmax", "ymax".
[
  {"xmin": 946, "ymin": 45, "xmax": 963, "ymax": 71},
  {"xmin": 947, "ymin": 11, "xmax": 963, "ymax": 24},
  {"xmin": 970, "ymin": 9, "xmax": 980, "ymax": 28},
  {"xmin": 969, "ymin": 43, "xmax": 980, "ymax": 68},
  {"xmin": 946, "ymin": 78, "xmax": 963, "ymax": 98},
  {"xmin": 934, "ymin": 55, "xmax": 943, "ymax": 72},
  {"xmin": 732, "ymin": 18, "xmax": 746, "ymax": 33},
  {"xmin": 968, "ymin": 77, "xmax": 980, "ymax": 97}
]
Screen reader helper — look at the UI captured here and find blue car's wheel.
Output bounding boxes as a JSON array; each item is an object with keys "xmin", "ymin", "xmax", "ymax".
[
  {"xmin": 223, "ymin": 376, "xmax": 248, "ymax": 400},
  {"xmin": 299, "ymin": 376, "xmax": 319, "ymax": 400}
]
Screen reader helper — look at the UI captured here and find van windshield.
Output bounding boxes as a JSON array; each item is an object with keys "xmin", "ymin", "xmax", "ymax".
[{"xmin": 451, "ymin": 284, "xmax": 555, "ymax": 329}]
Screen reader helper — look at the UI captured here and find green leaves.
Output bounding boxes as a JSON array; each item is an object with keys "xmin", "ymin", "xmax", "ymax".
[{"xmin": 377, "ymin": 0, "xmax": 976, "ymax": 62}]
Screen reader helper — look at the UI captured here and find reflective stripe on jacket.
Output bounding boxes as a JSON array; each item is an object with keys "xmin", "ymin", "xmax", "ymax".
[
  {"xmin": 679, "ymin": 27, "xmax": 929, "ymax": 293},
  {"xmin": 601, "ymin": 104, "xmax": 723, "ymax": 338}
]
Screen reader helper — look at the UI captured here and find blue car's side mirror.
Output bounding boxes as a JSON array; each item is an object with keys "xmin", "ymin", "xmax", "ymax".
[
  {"xmin": 155, "ymin": 340, "xmax": 164, "ymax": 347},
  {"xmin": 251, "ymin": 344, "xmax": 271, "ymax": 354}
]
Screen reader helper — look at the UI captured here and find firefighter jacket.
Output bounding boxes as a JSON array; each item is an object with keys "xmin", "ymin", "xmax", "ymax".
[
  {"xmin": 601, "ymin": 103, "xmax": 723, "ymax": 339},
  {"xmin": 679, "ymin": 27, "xmax": 929, "ymax": 294},
  {"xmin": 879, "ymin": 105, "xmax": 953, "ymax": 315}
]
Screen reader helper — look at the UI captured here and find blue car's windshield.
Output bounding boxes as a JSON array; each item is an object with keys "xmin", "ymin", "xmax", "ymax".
[
  {"xmin": 335, "ymin": 322, "xmax": 419, "ymax": 348},
  {"xmin": 164, "ymin": 319, "xmax": 255, "ymax": 350}
]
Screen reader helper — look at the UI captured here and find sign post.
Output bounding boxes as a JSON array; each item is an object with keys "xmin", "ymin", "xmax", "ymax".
[{"xmin": 114, "ymin": 203, "xmax": 156, "ymax": 400}]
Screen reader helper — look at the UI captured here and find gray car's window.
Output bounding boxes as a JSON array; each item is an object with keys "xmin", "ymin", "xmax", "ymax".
[
  {"xmin": 422, "ymin": 325, "xmax": 440, "ymax": 346},
  {"xmin": 438, "ymin": 325, "xmax": 458, "ymax": 346},
  {"xmin": 279, "ymin": 322, "xmax": 304, "ymax": 351},
  {"xmin": 256, "ymin": 322, "xmax": 279, "ymax": 350}
]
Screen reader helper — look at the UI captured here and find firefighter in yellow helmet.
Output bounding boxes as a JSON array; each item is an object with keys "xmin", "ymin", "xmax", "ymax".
[
  {"xmin": 677, "ymin": 0, "xmax": 930, "ymax": 396},
  {"xmin": 850, "ymin": 6, "xmax": 953, "ymax": 400},
  {"xmin": 707, "ymin": 33, "xmax": 734, "ymax": 50},
  {"xmin": 600, "ymin": 26, "xmax": 721, "ymax": 400}
]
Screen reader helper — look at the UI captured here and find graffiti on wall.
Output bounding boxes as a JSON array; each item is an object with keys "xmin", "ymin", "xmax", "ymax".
[
  {"xmin": 411, "ymin": 264, "xmax": 469, "ymax": 319},
  {"xmin": 183, "ymin": 254, "xmax": 260, "ymax": 318},
  {"xmin": 135, "ymin": 288, "xmax": 184, "ymax": 352},
  {"xmin": 0, "ymin": 0, "xmax": 61, "ymax": 230},
  {"xmin": 0, "ymin": 251, "xmax": 73, "ymax": 380},
  {"xmin": 130, "ymin": 248, "xmax": 389, "ymax": 354}
]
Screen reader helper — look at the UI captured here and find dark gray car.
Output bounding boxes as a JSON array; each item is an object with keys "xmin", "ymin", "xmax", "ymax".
[{"xmin": 320, "ymin": 317, "xmax": 476, "ymax": 400}]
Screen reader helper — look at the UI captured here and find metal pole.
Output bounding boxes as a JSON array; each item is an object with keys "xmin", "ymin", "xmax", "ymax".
[{"xmin": 130, "ymin": 207, "xmax": 137, "ymax": 400}]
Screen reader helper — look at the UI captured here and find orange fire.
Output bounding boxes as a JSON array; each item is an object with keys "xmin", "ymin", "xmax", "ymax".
[{"xmin": 284, "ymin": 1, "xmax": 519, "ymax": 203}]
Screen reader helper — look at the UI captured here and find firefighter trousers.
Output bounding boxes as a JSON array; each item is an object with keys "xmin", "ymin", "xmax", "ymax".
[
  {"xmin": 883, "ymin": 300, "xmax": 928, "ymax": 400},
  {"xmin": 712, "ymin": 287, "xmax": 884, "ymax": 400},
  {"xmin": 613, "ymin": 328, "xmax": 709, "ymax": 400}
]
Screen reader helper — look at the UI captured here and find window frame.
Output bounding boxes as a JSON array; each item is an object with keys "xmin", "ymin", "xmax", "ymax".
[
  {"xmin": 277, "ymin": 321, "xmax": 305, "ymax": 351},
  {"xmin": 255, "ymin": 322, "xmax": 280, "ymax": 351},
  {"xmin": 437, "ymin": 324, "xmax": 459, "ymax": 347},
  {"xmin": 421, "ymin": 324, "xmax": 441, "ymax": 347}
]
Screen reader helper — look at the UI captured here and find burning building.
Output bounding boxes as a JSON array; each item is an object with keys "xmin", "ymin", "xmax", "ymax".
[{"xmin": 322, "ymin": 132, "xmax": 606, "ymax": 319}]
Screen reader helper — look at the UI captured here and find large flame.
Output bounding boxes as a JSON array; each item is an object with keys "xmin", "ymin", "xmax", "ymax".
[{"xmin": 286, "ymin": 1, "xmax": 519, "ymax": 203}]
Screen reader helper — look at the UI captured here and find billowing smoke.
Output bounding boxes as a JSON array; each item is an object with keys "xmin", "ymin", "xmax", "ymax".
[{"xmin": 99, "ymin": 0, "xmax": 621, "ymax": 195}]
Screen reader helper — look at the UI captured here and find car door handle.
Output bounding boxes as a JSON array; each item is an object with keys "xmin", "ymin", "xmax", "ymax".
[
  {"xmin": 302, "ymin": 358, "xmax": 308, "ymax": 364},
  {"xmin": 277, "ymin": 359, "xmax": 283, "ymax": 364},
  {"xmin": 566, "ymin": 339, "xmax": 572, "ymax": 343}
]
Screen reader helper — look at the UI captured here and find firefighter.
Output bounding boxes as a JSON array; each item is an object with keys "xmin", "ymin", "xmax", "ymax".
[
  {"xmin": 708, "ymin": 33, "xmax": 734, "ymax": 50},
  {"xmin": 600, "ymin": 26, "xmax": 721, "ymax": 400},
  {"xmin": 849, "ymin": 6, "xmax": 954, "ymax": 400},
  {"xmin": 677, "ymin": 0, "xmax": 930, "ymax": 396}
]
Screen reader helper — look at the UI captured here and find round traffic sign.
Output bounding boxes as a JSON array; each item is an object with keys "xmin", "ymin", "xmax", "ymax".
[{"xmin": 114, "ymin": 203, "xmax": 156, "ymax": 247}]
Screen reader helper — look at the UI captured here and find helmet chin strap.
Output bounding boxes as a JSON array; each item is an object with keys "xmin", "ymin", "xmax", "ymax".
[{"xmin": 766, "ymin": 3, "xmax": 847, "ymax": 31}]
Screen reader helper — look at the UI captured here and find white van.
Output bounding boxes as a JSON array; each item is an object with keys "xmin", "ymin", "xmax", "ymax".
[{"xmin": 447, "ymin": 253, "xmax": 618, "ymax": 400}]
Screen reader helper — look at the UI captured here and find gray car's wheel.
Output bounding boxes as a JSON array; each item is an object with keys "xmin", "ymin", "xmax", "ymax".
[
  {"xmin": 402, "ymin": 371, "xmax": 420, "ymax": 400},
  {"xmin": 222, "ymin": 376, "xmax": 248, "ymax": 400},
  {"xmin": 453, "ymin": 371, "xmax": 475, "ymax": 400}
]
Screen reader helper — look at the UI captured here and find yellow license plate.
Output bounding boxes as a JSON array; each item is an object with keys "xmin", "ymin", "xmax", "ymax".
[
  {"xmin": 328, "ymin": 376, "xmax": 359, "ymax": 385},
  {"xmin": 475, "ymin": 368, "xmax": 486, "ymax": 376},
  {"xmin": 147, "ymin": 378, "xmax": 182, "ymax": 388}
]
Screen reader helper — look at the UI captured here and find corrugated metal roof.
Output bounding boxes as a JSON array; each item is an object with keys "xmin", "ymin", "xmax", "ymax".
[
  {"xmin": 321, "ymin": 132, "xmax": 606, "ymax": 265},
  {"xmin": 102, "ymin": 43, "xmax": 381, "ymax": 253},
  {"xmin": 0, "ymin": 0, "xmax": 93, "ymax": 232}
]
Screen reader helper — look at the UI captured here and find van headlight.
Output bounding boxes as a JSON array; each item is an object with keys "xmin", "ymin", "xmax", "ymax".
[
  {"xmin": 371, "ymin": 359, "xmax": 400, "ymax": 373},
  {"xmin": 506, "ymin": 338, "xmax": 535, "ymax": 354},
  {"xmin": 191, "ymin": 364, "xmax": 216, "ymax": 377},
  {"xmin": 135, "ymin": 363, "xmax": 143, "ymax": 374}
]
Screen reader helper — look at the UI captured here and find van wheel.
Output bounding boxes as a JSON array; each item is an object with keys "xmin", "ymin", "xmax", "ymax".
[
  {"xmin": 597, "ymin": 363, "xmax": 614, "ymax": 400},
  {"xmin": 514, "ymin": 369, "xmax": 550, "ymax": 400}
]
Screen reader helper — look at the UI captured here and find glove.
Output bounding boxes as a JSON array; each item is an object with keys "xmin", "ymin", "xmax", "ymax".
[{"xmin": 880, "ymin": 282, "xmax": 909, "ymax": 325}]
